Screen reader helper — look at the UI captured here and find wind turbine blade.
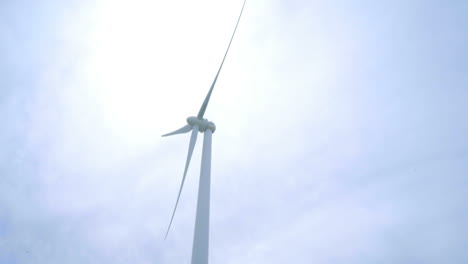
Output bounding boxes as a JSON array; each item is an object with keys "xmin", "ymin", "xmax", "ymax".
[
  {"xmin": 197, "ymin": 0, "xmax": 247, "ymax": 119},
  {"xmin": 162, "ymin": 124, "xmax": 192, "ymax": 137},
  {"xmin": 165, "ymin": 125, "xmax": 199, "ymax": 239}
]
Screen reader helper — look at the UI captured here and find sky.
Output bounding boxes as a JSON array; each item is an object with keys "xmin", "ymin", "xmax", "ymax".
[{"xmin": 1, "ymin": 0, "xmax": 467, "ymax": 263}]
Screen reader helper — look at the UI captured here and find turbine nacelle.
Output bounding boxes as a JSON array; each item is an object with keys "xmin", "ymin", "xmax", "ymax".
[
  {"xmin": 161, "ymin": 117, "xmax": 215, "ymax": 137},
  {"xmin": 187, "ymin": 116, "xmax": 216, "ymax": 133}
]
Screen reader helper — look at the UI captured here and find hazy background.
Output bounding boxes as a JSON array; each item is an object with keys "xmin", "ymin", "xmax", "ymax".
[{"xmin": 1, "ymin": 0, "xmax": 467, "ymax": 263}]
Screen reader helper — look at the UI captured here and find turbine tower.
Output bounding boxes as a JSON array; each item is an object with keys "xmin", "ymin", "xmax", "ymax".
[{"xmin": 162, "ymin": 1, "xmax": 246, "ymax": 263}]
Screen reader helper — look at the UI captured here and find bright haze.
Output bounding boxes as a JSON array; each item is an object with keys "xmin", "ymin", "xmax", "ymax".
[{"xmin": 1, "ymin": 0, "xmax": 467, "ymax": 263}]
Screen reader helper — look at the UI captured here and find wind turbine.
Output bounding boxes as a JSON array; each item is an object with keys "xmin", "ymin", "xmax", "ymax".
[{"xmin": 162, "ymin": 1, "xmax": 247, "ymax": 263}]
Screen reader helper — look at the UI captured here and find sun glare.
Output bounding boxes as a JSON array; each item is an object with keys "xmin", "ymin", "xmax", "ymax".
[
  {"xmin": 70, "ymin": 0, "xmax": 248, "ymax": 151},
  {"xmin": 83, "ymin": 1, "xmax": 170, "ymax": 145},
  {"xmin": 78, "ymin": 0, "xmax": 234, "ymax": 147}
]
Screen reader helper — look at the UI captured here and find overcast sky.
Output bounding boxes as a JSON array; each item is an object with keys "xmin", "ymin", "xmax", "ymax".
[{"xmin": 1, "ymin": 0, "xmax": 467, "ymax": 263}]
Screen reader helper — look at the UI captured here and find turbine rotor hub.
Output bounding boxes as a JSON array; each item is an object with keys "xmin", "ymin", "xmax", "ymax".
[{"xmin": 187, "ymin": 116, "xmax": 216, "ymax": 133}]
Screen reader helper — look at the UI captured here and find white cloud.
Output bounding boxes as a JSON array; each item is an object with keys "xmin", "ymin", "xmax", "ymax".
[{"xmin": 1, "ymin": 0, "xmax": 467, "ymax": 263}]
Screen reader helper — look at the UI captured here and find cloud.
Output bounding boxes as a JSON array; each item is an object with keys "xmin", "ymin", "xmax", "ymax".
[{"xmin": 1, "ymin": 0, "xmax": 467, "ymax": 263}]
